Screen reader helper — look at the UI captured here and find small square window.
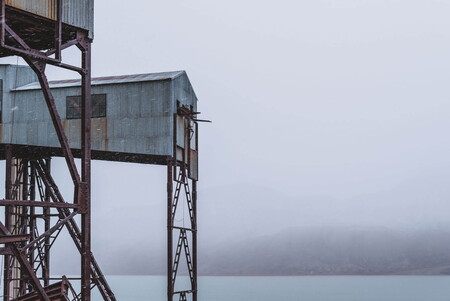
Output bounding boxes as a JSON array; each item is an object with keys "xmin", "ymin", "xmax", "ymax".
[
  {"xmin": 66, "ymin": 96, "xmax": 81, "ymax": 119},
  {"xmin": 66, "ymin": 94, "xmax": 106, "ymax": 119}
]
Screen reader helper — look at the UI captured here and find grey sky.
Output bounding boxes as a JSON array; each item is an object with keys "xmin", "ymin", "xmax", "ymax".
[
  {"xmin": 1, "ymin": 0, "xmax": 450, "ymax": 249},
  {"xmin": 90, "ymin": 0, "xmax": 450, "ymax": 199}
]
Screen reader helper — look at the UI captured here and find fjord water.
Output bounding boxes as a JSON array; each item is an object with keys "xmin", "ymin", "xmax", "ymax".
[{"xmin": 94, "ymin": 276, "xmax": 450, "ymax": 301}]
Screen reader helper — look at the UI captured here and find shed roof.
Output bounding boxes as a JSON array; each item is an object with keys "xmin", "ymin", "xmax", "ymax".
[{"xmin": 13, "ymin": 71, "xmax": 186, "ymax": 91}]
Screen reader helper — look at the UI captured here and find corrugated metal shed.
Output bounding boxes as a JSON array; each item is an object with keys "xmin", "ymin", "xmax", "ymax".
[
  {"xmin": 6, "ymin": 0, "xmax": 94, "ymax": 38},
  {"xmin": 0, "ymin": 65, "xmax": 198, "ymax": 164}
]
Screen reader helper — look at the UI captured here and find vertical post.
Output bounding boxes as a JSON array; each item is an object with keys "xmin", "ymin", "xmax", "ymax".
[
  {"xmin": 42, "ymin": 159, "xmax": 51, "ymax": 287},
  {"xmin": 21, "ymin": 159, "xmax": 28, "ymax": 201},
  {"xmin": 192, "ymin": 179, "xmax": 197, "ymax": 301},
  {"xmin": 192, "ymin": 121, "xmax": 198, "ymax": 301},
  {"xmin": 55, "ymin": 0, "xmax": 62, "ymax": 61},
  {"xmin": 19, "ymin": 160, "xmax": 28, "ymax": 295},
  {"xmin": 80, "ymin": 39, "xmax": 92, "ymax": 301},
  {"xmin": 169, "ymin": 109, "xmax": 177, "ymax": 301},
  {"xmin": 0, "ymin": 0, "xmax": 5, "ymax": 47},
  {"xmin": 167, "ymin": 159, "xmax": 174, "ymax": 301},
  {"xmin": 29, "ymin": 161, "xmax": 37, "ymax": 292},
  {"xmin": 3, "ymin": 145, "xmax": 12, "ymax": 301}
]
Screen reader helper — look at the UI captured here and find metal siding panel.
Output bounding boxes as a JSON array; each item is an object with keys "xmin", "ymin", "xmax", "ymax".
[
  {"xmin": 173, "ymin": 74, "xmax": 197, "ymax": 111},
  {"xmin": 129, "ymin": 93, "xmax": 140, "ymax": 117},
  {"xmin": 169, "ymin": 79, "xmax": 175, "ymax": 156},
  {"xmin": 37, "ymin": 121, "xmax": 47, "ymax": 145},
  {"xmin": 6, "ymin": 66, "xmax": 38, "ymax": 91},
  {"xmin": 1, "ymin": 65, "xmax": 39, "ymax": 144},
  {"xmin": 3, "ymin": 123, "xmax": 11, "ymax": 144},
  {"xmin": 46, "ymin": 121, "xmax": 58, "ymax": 146},
  {"xmin": 190, "ymin": 150, "xmax": 198, "ymax": 180},
  {"xmin": 64, "ymin": 119, "xmax": 80, "ymax": 148},
  {"xmin": 92, "ymin": 118, "xmax": 107, "ymax": 150},
  {"xmin": 6, "ymin": 0, "xmax": 56, "ymax": 20},
  {"xmin": 103, "ymin": 81, "xmax": 173, "ymax": 156},
  {"xmin": 27, "ymin": 119, "xmax": 38, "ymax": 145},
  {"xmin": 135, "ymin": 118, "xmax": 146, "ymax": 137},
  {"xmin": 11, "ymin": 122, "xmax": 25, "ymax": 145},
  {"xmin": 62, "ymin": 0, "xmax": 94, "ymax": 38},
  {"xmin": 176, "ymin": 115, "xmax": 184, "ymax": 148}
]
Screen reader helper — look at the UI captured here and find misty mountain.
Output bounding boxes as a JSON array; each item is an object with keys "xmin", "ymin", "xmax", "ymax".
[
  {"xmin": 51, "ymin": 171, "xmax": 450, "ymax": 276},
  {"xmin": 199, "ymin": 226, "xmax": 450, "ymax": 276},
  {"xmin": 199, "ymin": 171, "xmax": 450, "ymax": 246},
  {"xmin": 64, "ymin": 225, "xmax": 450, "ymax": 276}
]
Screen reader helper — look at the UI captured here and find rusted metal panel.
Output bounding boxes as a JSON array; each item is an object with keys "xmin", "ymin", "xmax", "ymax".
[
  {"xmin": 5, "ymin": 0, "xmax": 56, "ymax": 20},
  {"xmin": 63, "ymin": 117, "xmax": 107, "ymax": 150}
]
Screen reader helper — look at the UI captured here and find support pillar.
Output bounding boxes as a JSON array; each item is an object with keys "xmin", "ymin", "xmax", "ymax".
[
  {"xmin": 3, "ymin": 144, "xmax": 12, "ymax": 301},
  {"xmin": 42, "ymin": 159, "xmax": 51, "ymax": 287},
  {"xmin": 167, "ymin": 159, "xmax": 174, "ymax": 301},
  {"xmin": 168, "ymin": 110, "xmax": 199, "ymax": 301},
  {"xmin": 80, "ymin": 37, "xmax": 92, "ymax": 301}
]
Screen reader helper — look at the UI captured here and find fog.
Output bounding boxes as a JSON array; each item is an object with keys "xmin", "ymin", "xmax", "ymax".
[{"xmin": 1, "ymin": 0, "xmax": 450, "ymax": 275}]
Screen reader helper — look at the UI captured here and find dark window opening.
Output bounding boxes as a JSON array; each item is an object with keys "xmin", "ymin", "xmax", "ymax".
[{"xmin": 66, "ymin": 94, "xmax": 106, "ymax": 119}]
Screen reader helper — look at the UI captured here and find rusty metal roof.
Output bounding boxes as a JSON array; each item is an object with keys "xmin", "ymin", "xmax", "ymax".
[{"xmin": 13, "ymin": 71, "xmax": 186, "ymax": 91}]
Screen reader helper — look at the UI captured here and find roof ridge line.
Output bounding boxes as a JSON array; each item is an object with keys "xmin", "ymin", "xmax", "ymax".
[{"xmin": 12, "ymin": 71, "xmax": 186, "ymax": 91}]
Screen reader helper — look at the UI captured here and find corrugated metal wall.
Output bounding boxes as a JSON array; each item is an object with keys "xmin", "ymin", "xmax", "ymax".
[
  {"xmin": 6, "ymin": 0, "xmax": 94, "ymax": 38},
  {"xmin": 1, "ymin": 69, "xmax": 197, "ymax": 159},
  {"xmin": 6, "ymin": 0, "xmax": 56, "ymax": 20},
  {"xmin": 63, "ymin": 0, "xmax": 94, "ymax": 39},
  {"xmin": 0, "ymin": 65, "xmax": 37, "ymax": 144}
]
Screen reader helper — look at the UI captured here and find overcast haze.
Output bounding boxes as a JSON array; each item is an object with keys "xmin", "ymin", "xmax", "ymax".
[{"xmin": 1, "ymin": 0, "xmax": 450, "ymax": 274}]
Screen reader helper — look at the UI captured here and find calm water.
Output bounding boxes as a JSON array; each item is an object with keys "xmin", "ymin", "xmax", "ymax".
[{"xmin": 91, "ymin": 275, "xmax": 450, "ymax": 301}]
